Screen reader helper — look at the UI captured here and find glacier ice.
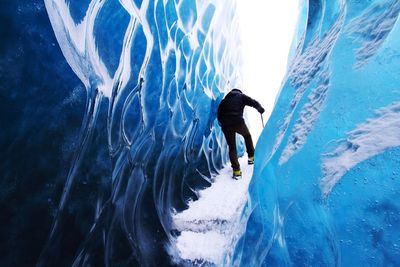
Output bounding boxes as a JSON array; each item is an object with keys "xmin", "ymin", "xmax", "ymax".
[
  {"xmin": 234, "ymin": 0, "xmax": 400, "ymax": 266},
  {"xmin": 2, "ymin": 0, "xmax": 400, "ymax": 266},
  {"xmin": 1, "ymin": 0, "xmax": 240, "ymax": 266}
]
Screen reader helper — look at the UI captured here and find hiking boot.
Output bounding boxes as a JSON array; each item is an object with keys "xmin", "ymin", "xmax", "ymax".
[
  {"xmin": 233, "ymin": 170, "xmax": 242, "ymax": 180},
  {"xmin": 248, "ymin": 156, "xmax": 254, "ymax": 165}
]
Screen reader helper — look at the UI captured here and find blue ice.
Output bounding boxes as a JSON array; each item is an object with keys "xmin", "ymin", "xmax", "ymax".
[
  {"xmin": 234, "ymin": 1, "xmax": 400, "ymax": 266},
  {"xmin": 2, "ymin": 0, "xmax": 400, "ymax": 266}
]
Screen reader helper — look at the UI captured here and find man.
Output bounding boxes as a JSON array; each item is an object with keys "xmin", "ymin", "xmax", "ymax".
[{"xmin": 217, "ymin": 89, "xmax": 265, "ymax": 179}]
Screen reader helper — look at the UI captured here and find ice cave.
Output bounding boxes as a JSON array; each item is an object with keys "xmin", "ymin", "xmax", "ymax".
[{"xmin": 1, "ymin": 0, "xmax": 400, "ymax": 266}]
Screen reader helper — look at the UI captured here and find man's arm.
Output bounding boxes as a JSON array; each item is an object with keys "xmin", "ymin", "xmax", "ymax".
[
  {"xmin": 242, "ymin": 94, "xmax": 265, "ymax": 114},
  {"xmin": 217, "ymin": 100, "xmax": 223, "ymax": 123}
]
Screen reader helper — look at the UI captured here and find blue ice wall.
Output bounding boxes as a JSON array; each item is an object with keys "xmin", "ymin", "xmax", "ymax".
[
  {"xmin": 0, "ymin": 0, "xmax": 241, "ymax": 266},
  {"xmin": 235, "ymin": 0, "xmax": 400, "ymax": 266}
]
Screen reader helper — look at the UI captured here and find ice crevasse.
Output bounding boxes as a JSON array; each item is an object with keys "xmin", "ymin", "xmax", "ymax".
[{"xmin": 0, "ymin": 0, "xmax": 400, "ymax": 266}]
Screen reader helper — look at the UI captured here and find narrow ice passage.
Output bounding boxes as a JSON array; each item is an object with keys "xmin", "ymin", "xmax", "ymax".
[{"xmin": 172, "ymin": 156, "xmax": 253, "ymax": 265}]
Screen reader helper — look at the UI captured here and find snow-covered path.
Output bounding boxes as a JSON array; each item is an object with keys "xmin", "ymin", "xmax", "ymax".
[{"xmin": 172, "ymin": 157, "xmax": 253, "ymax": 266}]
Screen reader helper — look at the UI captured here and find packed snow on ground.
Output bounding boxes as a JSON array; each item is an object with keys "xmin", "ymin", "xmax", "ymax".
[{"xmin": 172, "ymin": 156, "xmax": 253, "ymax": 266}]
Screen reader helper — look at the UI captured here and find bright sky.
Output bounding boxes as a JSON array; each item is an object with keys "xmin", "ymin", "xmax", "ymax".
[{"xmin": 236, "ymin": 1, "xmax": 300, "ymax": 142}]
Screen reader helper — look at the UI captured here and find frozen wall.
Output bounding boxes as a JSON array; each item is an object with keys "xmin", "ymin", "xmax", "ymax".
[
  {"xmin": 3, "ymin": 0, "xmax": 399, "ymax": 266},
  {"xmin": 0, "ymin": 0, "xmax": 241, "ymax": 266},
  {"xmin": 235, "ymin": 0, "xmax": 400, "ymax": 266}
]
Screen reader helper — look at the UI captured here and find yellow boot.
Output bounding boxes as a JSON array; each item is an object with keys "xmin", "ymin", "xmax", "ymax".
[
  {"xmin": 248, "ymin": 156, "xmax": 254, "ymax": 165},
  {"xmin": 233, "ymin": 170, "xmax": 242, "ymax": 180}
]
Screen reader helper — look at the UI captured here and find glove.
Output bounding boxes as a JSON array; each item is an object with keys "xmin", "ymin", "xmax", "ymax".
[{"xmin": 258, "ymin": 107, "xmax": 265, "ymax": 114}]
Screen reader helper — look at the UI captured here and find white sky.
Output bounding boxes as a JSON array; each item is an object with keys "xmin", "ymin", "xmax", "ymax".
[{"xmin": 236, "ymin": 1, "xmax": 300, "ymax": 141}]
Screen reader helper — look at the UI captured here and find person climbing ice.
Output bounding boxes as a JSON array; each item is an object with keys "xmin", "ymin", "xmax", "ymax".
[{"xmin": 217, "ymin": 88, "xmax": 265, "ymax": 179}]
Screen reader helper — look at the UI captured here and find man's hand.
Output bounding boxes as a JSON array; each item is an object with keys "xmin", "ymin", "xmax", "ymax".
[{"xmin": 258, "ymin": 107, "xmax": 265, "ymax": 114}]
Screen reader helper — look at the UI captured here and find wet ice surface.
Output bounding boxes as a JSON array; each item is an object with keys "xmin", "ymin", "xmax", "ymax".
[
  {"xmin": 237, "ymin": 1, "xmax": 400, "ymax": 266},
  {"xmin": 172, "ymin": 157, "xmax": 253, "ymax": 266},
  {"xmin": 40, "ymin": 0, "xmax": 242, "ymax": 265}
]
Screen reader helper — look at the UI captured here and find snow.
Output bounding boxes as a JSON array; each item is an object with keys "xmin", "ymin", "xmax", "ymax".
[{"xmin": 172, "ymin": 156, "xmax": 253, "ymax": 266}]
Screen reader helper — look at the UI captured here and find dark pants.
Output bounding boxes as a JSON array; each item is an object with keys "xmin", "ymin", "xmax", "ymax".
[{"xmin": 222, "ymin": 123, "xmax": 255, "ymax": 171}]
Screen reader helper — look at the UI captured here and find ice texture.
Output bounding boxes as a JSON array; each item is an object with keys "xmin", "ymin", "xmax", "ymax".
[
  {"xmin": 234, "ymin": 0, "xmax": 400, "ymax": 266},
  {"xmin": 0, "ymin": 0, "xmax": 241, "ymax": 266},
  {"xmin": 3, "ymin": 0, "xmax": 400, "ymax": 266}
]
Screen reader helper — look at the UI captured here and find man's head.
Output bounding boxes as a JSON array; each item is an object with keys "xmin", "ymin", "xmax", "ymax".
[{"xmin": 231, "ymin": 88, "xmax": 242, "ymax": 93}]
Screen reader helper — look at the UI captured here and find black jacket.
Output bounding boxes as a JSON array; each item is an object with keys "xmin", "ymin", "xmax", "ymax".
[{"xmin": 217, "ymin": 89, "xmax": 264, "ymax": 128}]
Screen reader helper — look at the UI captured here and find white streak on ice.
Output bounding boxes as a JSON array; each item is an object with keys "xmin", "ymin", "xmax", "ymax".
[
  {"xmin": 44, "ymin": 0, "xmax": 90, "ymax": 88},
  {"xmin": 279, "ymin": 72, "xmax": 329, "ymax": 164},
  {"xmin": 347, "ymin": 1, "xmax": 400, "ymax": 68},
  {"xmin": 271, "ymin": 7, "xmax": 345, "ymax": 161},
  {"xmin": 171, "ymin": 157, "xmax": 253, "ymax": 266},
  {"xmin": 44, "ymin": 0, "xmax": 141, "ymax": 98},
  {"xmin": 321, "ymin": 101, "xmax": 400, "ymax": 196}
]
